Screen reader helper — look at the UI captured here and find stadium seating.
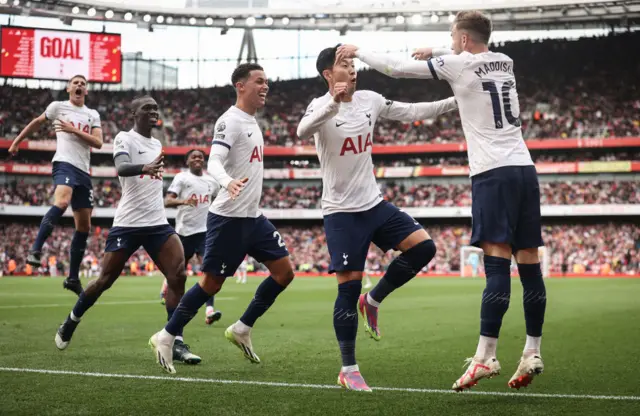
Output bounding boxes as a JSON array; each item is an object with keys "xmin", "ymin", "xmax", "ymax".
[
  {"xmin": 1, "ymin": 180, "xmax": 637, "ymax": 209},
  {"xmin": 1, "ymin": 223, "xmax": 637, "ymax": 276},
  {"xmin": 1, "ymin": 33, "xmax": 639, "ymax": 147}
]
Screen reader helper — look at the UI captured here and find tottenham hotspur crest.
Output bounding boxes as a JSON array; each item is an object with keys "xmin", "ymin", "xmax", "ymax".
[
  {"xmin": 117, "ymin": 237, "xmax": 122, "ymax": 247},
  {"xmin": 342, "ymin": 253, "xmax": 349, "ymax": 266},
  {"xmin": 220, "ymin": 263, "xmax": 227, "ymax": 274}
]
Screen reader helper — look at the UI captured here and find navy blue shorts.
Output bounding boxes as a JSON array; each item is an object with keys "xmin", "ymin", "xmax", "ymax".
[
  {"xmin": 180, "ymin": 232, "xmax": 206, "ymax": 262},
  {"xmin": 202, "ymin": 213, "xmax": 289, "ymax": 277},
  {"xmin": 105, "ymin": 225, "xmax": 176, "ymax": 261},
  {"xmin": 470, "ymin": 165, "xmax": 544, "ymax": 251},
  {"xmin": 323, "ymin": 200, "xmax": 423, "ymax": 273},
  {"xmin": 52, "ymin": 162, "xmax": 94, "ymax": 210}
]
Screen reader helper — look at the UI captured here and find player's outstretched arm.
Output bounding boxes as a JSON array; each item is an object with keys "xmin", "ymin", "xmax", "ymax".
[
  {"xmin": 54, "ymin": 120, "xmax": 103, "ymax": 149},
  {"xmin": 379, "ymin": 96, "xmax": 458, "ymax": 123},
  {"xmin": 296, "ymin": 96, "xmax": 342, "ymax": 140},
  {"xmin": 8, "ymin": 113, "xmax": 47, "ymax": 156},
  {"xmin": 336, "ymin": 44, "xmax": 433, "ymax": 79},
  {"xmin": 411, "ymin": 47, "xmax": 454, "ymax": 61}
]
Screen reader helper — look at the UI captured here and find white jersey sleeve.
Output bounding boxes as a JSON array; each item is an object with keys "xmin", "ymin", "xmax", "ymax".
[
  {"xmin": 207, "ymin": 118, "xmax": 239, "ymax": 189},
  {"xmin": 89, "ymin": 109, "xmax": 102, "ymax": 130},
  {"xmin": 44, "ymin": 101, "xmax": 61, "ymax": 121},
  {"xmin": 113, "ymin": 132, "xmax": 130, "ymax": 157},
  {"xmin": 166, "ymin": 174, "xmax": 184, "ymax": 196},
  {"xmin": 356, "ymin": 49, "xmax": 466, "ymax": 82},
  {"xmin": 297, "ymin": 98, "xmax": 340, "ymax": 140},
  {"xmin": 373, "ymin": 92, "xmax": 458, "ymax": 122}
]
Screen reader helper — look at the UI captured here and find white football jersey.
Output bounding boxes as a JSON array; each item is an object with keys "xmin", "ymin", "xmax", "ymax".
[
  {"xmin": 167, "ymin": 171, "xmax": 220, "ymax": 236},
  {"xmin": 356, "ymin": 50, "xmax": 534, "ymax": 176},
  {"xmin": 45, "ymin": 100, "xmax": 101, "ymax": 173},
  {"xmin": 298, "ymin": 90, "xmax": 457, "ymax": 215},
  {"xmin": 207, "ymin": 106, "xmax": 264, "ymax": 218},
  {"xmin": 112, "ymin": 129, "xmax": 167, "ymax": 227}
]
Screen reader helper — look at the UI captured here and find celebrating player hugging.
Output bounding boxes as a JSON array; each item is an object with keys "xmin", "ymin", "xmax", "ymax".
[
  {"xmin": 149, "ymin": 63, "xmax": 296, "ymax": 374},
  {"xmin": 54, "ymin": 96, "xmax": 203, "ymax": 365},
  {"xmin": 160, "ymin": 149, "xmax": 224, "ymax": 326},
  {"xmin": 296, "ymin": 45, "xmax": 457, "ymax": 391},
  {"xmin": 9, "ymin": 75, "xmax": 103, "ymax": 296},
  {"xmin": 337, "ymin": 10, "xmax": 547, "ymax": 391}
]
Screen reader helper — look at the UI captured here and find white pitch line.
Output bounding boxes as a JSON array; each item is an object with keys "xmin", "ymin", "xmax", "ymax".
[
  {"xmin": 0, "ymin": 367, "xmax": 638, "ymax": 401},
  {"xmin": 0, "ymin": 298, "xmax": 235, "ymax": 309}
]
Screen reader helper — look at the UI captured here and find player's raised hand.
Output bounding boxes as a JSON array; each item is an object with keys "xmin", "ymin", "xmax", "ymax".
[
  {"xmin": 333, "ymin": 82, "xmax": 349, "ymax": 103},
  {"xmin": 336, "ymin": 44, "xmax": 359, "ymax": 62},
  {"xmin": 143, "ymin": 153, "xmax": 164, "ymax": 179},
  {"xmin": 54, "ymin": 119, "xmax": 78, "ymax": 134},
  {"xmin": 227, "ymin": 177, "xmax": 249, "ymax": 200},
  {"xmin": 411, "ymin": 47, "xmax": 433, "ymax": 61},
  {"xmin": 8, "ymin": 142, "xmax": 19, "ymax": 157}
]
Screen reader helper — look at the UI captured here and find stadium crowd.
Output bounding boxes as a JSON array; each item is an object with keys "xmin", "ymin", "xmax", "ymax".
[
  {"xmin": 1, "ymin": 33, "xmax": 639, "ymax": 147},
  {"xmin": 1, "ymin": 223, "xmax": 637, "ymax": 277},
  {"xmin": 2, "ymin": 180, "xmax": 637, "ymax": 209},
  {"xmin": 4, "ymin": 150, "xmax": 639, "ymax": 171}
]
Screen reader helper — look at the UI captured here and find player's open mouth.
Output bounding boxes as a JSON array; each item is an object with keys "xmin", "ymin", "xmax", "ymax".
[
  {"xmin": 258, "ymin": 93, "xmax": 267, "ymax": 98},
  {"xmin": 74, "ymin": 89, "xmax": 83, "ymax": 96}
]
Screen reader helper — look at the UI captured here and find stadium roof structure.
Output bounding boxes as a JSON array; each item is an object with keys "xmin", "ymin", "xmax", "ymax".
[{"xmin": 1, "ymin": 0, "xmax": 638, "ymax": 31}]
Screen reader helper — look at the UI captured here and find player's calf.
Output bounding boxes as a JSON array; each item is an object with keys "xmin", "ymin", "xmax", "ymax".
[
  {"xmin": 54, "ymin": 285, "xmax": 105, "ymax": 351},
  {"xmin": 368, "ymin": 238, "xmax": 436, "ymax": 305},
  {"xmin": 517, "ymin": 261, "xmax": 546, "ymax": 356},
  {"xmin": 29, "ymin": 205, "xmax": 67, "ymax": 262}
]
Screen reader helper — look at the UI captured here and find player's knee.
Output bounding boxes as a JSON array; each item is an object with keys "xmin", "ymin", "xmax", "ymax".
[
  {"xmin": 55, "ymin": 199, "xmax": 70, "ymax": 212},
  {"xmin": 274, "ymin": 267, "xmax": 295, "ymax": 287},
  {"xmin": 402, "ymin": 239, "xmax": 437, "ymax": 271},
  {"xmin": 515, "ymin": 248, "xmax": 540, "ymax": 265},
  {"xmin": 94, "ymin": 274, "xmax": 116, "ymax": 292},
  {"xmin": 201, "ymin": 273, "xmax": 224, "ymax": 294}
]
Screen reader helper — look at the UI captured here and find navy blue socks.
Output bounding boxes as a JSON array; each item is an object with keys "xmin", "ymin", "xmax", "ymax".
[
  {"xmin": 334, "ymin": 280, "xmax": 362, "ymax": 367},
  {"xmin": 68, "ymin": 231, "xmax": 89, "ymax": 281},
  {"xmin": 518, "ymin": 263, "xmax": 547, "ymax": 337},
  {"xmin": 240, "ymin": 276, "xmax": 285, "ymax": 327},
  {"xmin": 165, "ymin": 283, "xmax": 211, "ymax": 336},
  {"xmin": 31, "ymin": 205, "xmax": 65, "ymax": 252},
  {"xmin": 480, "ymin": 255, "xmax": 512, "ymax": 338}
]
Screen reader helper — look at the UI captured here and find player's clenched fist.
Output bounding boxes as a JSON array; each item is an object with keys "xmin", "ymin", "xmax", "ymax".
[
  {"xmin": 333, "ymin": 82, "xmax": 349, "ymax": 103},
  {"xmin": 227, "ymin": 177, "xmax": 249, "ymax": 200}
]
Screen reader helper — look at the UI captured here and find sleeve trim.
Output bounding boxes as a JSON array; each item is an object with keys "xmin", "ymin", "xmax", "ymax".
[{"xmin": 427, "ymin": 59, "xmax": 439, "ymax": 80}]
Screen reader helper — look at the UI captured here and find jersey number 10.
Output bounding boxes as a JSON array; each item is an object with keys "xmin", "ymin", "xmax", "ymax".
[{"xmin": 482, "ymin": 80, "xmax": 521, "ymax": 129}]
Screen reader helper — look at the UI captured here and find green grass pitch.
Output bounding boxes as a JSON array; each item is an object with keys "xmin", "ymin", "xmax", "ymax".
[{"xmin": 1, "ymin": 276, "xmax": 639, "ymax": 415}]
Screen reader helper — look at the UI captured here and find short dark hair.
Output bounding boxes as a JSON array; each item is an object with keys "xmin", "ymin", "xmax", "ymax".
[
  {"xmin": 185, "ymin": 148, "xmax": 205, "ymax": 163},
  {"xmin": 454, "ymin": 11, "xmax": 492, "ymax": 44},
  {"xmin": 231, "ymin": 63, "xmax": 264, "ymax": 86},
  {"xmin": 316, "ymin": 44, "xmax": 341, "ymax": 87},
  {"xmin": 130, "ymin": 95, "xmax": 155, "ymax": 113},
  {"xmin": 68, "ymin": 74, "xmax": 87, "ymax": 83}
]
